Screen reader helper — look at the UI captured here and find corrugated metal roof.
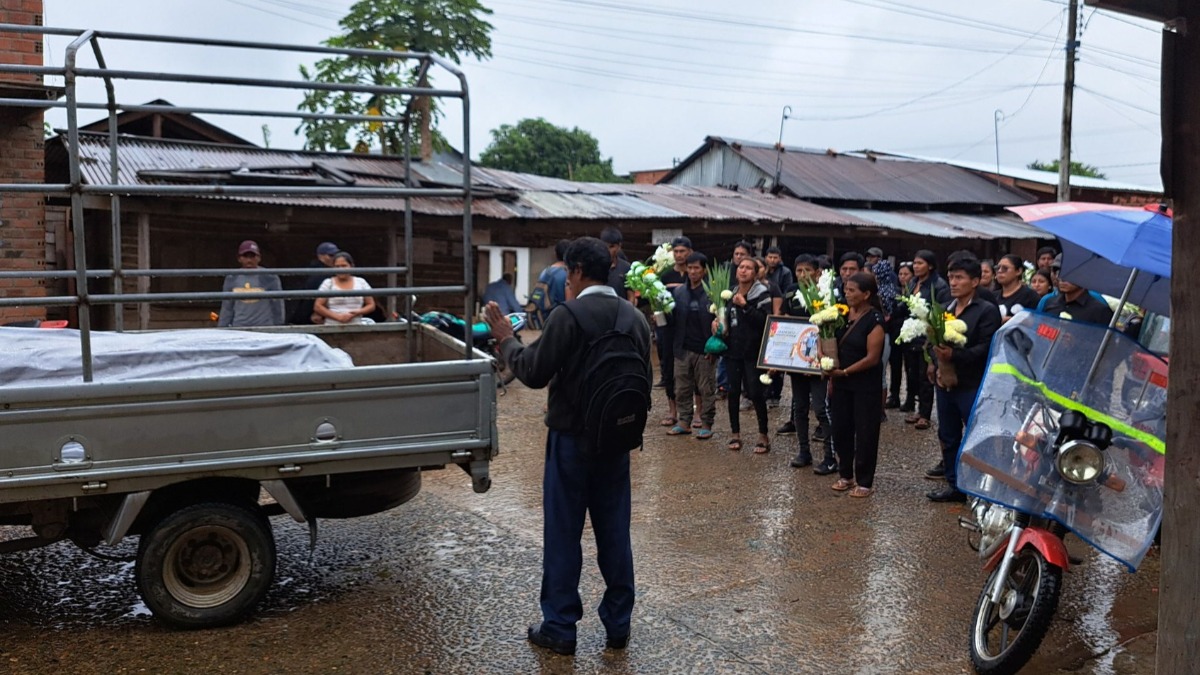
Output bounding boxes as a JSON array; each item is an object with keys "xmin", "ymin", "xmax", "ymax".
[
  {"xmin": 54, "ymin": 133, "xmax": 872, "ymax": 226},
  {"xmin": 663, "ymin": 137, "xmax": 1035, "ymax": 207},
  {"xmin": 882, "ymin": 154, "xmax": 1164, "ymax": 194},
  {"xmin": 838, "ymin": 209, "xmax": 1045, "ymax": 240}
]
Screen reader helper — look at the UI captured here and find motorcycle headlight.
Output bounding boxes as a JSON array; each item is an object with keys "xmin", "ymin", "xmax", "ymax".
[{"xmin": 1056, "ymin": 439, "xmax": 1105, "ymax": 485}]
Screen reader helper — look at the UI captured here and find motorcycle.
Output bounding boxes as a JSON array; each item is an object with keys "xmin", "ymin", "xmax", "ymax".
[
  {"xmin": 416, "ymin": 311, "xmax": 526, "ymax": 390},
  {"xmin": 956, "ymin": 311, "xmax": 1166, "ymax": 675}
]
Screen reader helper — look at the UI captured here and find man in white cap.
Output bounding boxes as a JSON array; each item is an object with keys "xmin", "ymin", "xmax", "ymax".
[{"xmin": 217, "ymin": 240, "xmax": 284, "ymax": 327}]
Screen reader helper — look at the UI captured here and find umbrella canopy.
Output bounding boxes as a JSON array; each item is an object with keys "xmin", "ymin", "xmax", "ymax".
[{"xmin": 1006, "ymin": 202, "xmax": 1172, "ymax": 316}]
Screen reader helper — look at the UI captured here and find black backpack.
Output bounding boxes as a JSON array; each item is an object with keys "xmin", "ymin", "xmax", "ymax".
[{"xmin": 562, "ymin": 301, "xmax": 651, "ymax": 455}]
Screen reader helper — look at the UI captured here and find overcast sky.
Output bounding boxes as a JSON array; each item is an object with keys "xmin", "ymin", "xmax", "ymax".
[{"xmin": 46, "ymin": 0, "xmax": 1164, "ymax": 187}]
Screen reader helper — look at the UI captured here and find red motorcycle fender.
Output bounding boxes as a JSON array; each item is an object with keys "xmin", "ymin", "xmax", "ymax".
[{"xmin": 984, "ymin": 528, "xmax": 1070, "ymax": 573}]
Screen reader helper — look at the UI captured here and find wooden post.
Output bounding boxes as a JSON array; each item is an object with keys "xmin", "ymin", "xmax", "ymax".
[
  {"xmin": 1157, "ymin": 8, "xmax": 1200, "ymax": 673},
  {"xmin": 137, "ymin": 213, "xmax": 150, "ymax": 330}
]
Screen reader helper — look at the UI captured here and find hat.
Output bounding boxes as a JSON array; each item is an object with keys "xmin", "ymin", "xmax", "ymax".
[
  {"xmin": 237, "ymin": 240, "xmax": 261, "ymax": 255},
  {"xmin": 866, "ymin": 246, "xmax": 884, "ymax": 258},
  {"xmin": 1051, "ymin": 253, "xmax": 1063, "ymax": 270},
  {"xmin": 670, "ymin": 236, "xmax": 693, "ymax": 249},
  {"xmin": 316, "ymin": 241, "xmax": 338, "ymax": 256}
]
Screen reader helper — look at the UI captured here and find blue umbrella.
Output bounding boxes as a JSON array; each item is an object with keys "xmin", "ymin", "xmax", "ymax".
[{"xmin": 1007, "ymin": 203, "xmax": 1173, "ymax": 316}]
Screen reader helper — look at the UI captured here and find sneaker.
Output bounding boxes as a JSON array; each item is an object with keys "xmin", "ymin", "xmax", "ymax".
[
  {"xmin": 925, "ymin": 460, "xmax": 946, "ymax": 479},
  {"xmin": 899, "ymin": 402, "xmax": 915, "ymax": 413},
  {"xmin": 813, "ymin": 459, "xmax": 838, "ymax": 476},
  {"xmin": 812, "ymin": 425, "xmax": 829, "ymax": 442},
  {"xmin": 776, "ymin": 420, "xmax": 797, "ymax": 434},
  {"xmin": 739, "ymin": 397, "xmax": 753, "ymax": 411},
  {"xmin": 885, "ymin": 396, "xmax": 901, "ymax": 409},
  {"xmin": 790, "ymin": 450, "xmax": 813, "ymax": 468},
  {"xmin": 766, "ymin": 398, "xmax": 781, "ymax": 409}
]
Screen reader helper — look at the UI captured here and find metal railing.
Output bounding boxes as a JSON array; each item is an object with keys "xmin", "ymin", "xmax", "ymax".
[{"xmin": 0, "ymin": 25, "xmax": 476, "ymax": 379}]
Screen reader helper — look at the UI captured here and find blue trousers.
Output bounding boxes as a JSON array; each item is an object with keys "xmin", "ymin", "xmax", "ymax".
[
  {"xmin": 540, "ymin": 430, "xmax": 635, "ymax": 641},
  {"xmin": 936, "ymin": 385, "xmax": 981, "ymax": 487}
]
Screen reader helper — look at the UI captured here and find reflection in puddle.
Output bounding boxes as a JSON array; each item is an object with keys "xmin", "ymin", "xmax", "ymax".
[
  {"xmin": 1076, "ymin": 554, "xmax": 1123, "ymax": 673},
  {"xmin": 854, "ymin": 513, "xmax": 909, "ymax": 675}
]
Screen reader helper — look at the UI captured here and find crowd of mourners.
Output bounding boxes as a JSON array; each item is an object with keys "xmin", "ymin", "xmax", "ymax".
[{"xmin": 554, "ymin": 229, "xmax": 1113, "ymax": 502}]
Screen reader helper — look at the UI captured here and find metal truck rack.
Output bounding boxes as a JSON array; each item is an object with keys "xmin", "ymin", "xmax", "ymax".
[{"xmin": 0, "ymin": 24, "xmax": 478, "ymax": 379}]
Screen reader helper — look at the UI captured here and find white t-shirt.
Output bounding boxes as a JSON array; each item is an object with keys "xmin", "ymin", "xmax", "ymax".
[{"xmin": 319, "ymin": 276, "xmax": 372, "ymax": 324}]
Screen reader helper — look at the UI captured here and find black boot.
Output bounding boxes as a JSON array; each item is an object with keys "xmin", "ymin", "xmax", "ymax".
[{"xmin": 790, "ymin": 447, "xmax": 812, "ymax": 468}]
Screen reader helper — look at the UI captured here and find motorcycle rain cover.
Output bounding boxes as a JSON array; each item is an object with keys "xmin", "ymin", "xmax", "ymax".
[{"xmin": 957, "ymin": 312, "xmax": 1166, "ymax": 571}]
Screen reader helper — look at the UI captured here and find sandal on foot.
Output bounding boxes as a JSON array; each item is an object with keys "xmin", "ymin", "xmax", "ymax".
[
  {"xmin": 832, "ymin": 477, "xmax": 856, "ymax": 491},
  {"xmin": 753, "ymin": 442, "xmax": 771, "ymax": 454},
  {"xmin": 914, "ymin": 418, "xmax": 931, "ymax": 430},
  {"xmin": 727, "ymin": 439, "xmax": 743, "ymax": 451},
  {"xmin": 659, "ymin": 416, "xmax": 678, "ymax": 427},
  {"xmin": 904, "ymin": 413, "xmax": 920, "ymax": 424},
  {"xmin": 666, "ymin": 425, "xmax": 691, "ymax": 436},
  {"xmin": 849, "ymin": 486, "xmax": 875, "ymax": 498},
  {"xmin": 695, "ymin": 429, "xmax": 714, "ymax": 440}
]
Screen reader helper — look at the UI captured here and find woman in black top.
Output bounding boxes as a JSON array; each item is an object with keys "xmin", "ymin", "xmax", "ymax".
[
  {"xmin": 994, "ymin": 254, "xmax": 1041, "ymax": 323},
  {"xmin": 828, "ymin": 272, "xmax": 887, "ymax": 497},
  {"xmin": 724, "ymin": 258, "xmax": 773, "ymax": 454}
]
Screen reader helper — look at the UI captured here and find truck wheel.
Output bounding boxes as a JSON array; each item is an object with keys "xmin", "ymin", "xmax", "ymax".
[{"xmin": 135, "ymin": 501, "xmax": 275, "ymax": 629}]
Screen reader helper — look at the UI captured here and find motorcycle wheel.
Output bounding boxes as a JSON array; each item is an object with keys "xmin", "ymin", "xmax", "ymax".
[{"xmin": 969, "ymin": 548, "xmax": 1063, "ymax": 675}]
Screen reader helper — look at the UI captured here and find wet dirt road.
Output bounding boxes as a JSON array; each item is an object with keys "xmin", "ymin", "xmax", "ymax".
[{"xmin": 0, "ymin": 375, "xmax": 1159, "ymax": 674}]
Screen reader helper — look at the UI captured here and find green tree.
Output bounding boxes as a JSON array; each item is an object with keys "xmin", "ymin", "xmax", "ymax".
[
  {"xmin": 296, "ymin": 0, "xmax": 493, "ymax": 156},
  {"xmin": 1027, "ymin": 159, "xmax": 1107, "ymax": 179},
  {"xmin": 479, "ymin": 118, "xmax": 627, "ymax": 182}
]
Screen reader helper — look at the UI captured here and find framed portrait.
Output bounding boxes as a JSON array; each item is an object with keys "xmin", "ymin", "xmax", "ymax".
[{"xmin": 756, "ymin": 316, "xmax": 822, "ymax": 375}]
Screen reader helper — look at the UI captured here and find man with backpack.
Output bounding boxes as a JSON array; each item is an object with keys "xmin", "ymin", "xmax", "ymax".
[
  {"xmin": 483, "ymin": 236, "xmax": 652, "ymax": 657},
  {"xmin": 526, "ymin": 239, "xmax": 570, "ymax": 328}
]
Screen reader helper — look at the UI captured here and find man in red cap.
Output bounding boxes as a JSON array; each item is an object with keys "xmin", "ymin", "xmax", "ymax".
[{"xmin": 217, "ymin": 240, "xmax": 284, "ymax": 327}]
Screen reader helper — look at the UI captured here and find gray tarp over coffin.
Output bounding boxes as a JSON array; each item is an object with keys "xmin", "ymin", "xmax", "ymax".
[{"xmin": 0, "ymin": 328, "xmax": 353, "ymax": 387}]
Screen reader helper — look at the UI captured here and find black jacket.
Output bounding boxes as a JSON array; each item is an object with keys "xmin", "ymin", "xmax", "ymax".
[
  {"xmin": 670, "ymin": 280, "xmax": 716, "ymax": 354},
  {"xmin": 500, "ymin": 288, "xmax": 652, "ymax": 433},
  {"xmin": 725, "ymin": 282, "xmax": 772, "ymax": 359},
  {"xmin": 938, "ymin": 296, "xmax": 1002, "ymax": 392}
]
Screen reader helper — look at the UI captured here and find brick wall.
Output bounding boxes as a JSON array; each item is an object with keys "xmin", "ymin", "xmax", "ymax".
[{"xmin": 0, "ymin": 0, "xmax": 47, "ymax": 323}]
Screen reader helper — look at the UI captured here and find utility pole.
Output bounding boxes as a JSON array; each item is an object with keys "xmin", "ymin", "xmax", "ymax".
[{"xmin": 1057, "ymin": 0, "xmax": 1079, "ymax": 202}]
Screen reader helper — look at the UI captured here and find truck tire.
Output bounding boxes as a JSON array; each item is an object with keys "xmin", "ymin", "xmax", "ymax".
[{"xmin": 135, "ymin": 501, "xmax": 275, "ymax": 629}]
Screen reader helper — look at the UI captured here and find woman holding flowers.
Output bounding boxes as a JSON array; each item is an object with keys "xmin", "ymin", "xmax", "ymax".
[
  {"xmin": 724, "ymin": 258, "xmax": 773, "ymax": 453},
  {"xmin": 903, "ymin": 250, "xmax": 950, "ymax": 430},
  {"xmin": 827, "ymin": 272, "xmax": 887, "ymax": 497}
]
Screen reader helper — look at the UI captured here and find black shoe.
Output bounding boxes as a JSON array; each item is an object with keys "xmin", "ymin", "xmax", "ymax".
[
  {"xmin": 926, "ymin": 486, "xmax": 967, "ymax": 503},
  {"xmin": 812, "ymin": 426, "xmax": 829, "ymax": 442},
  {"xmin": 653, "ymin": 380, "xmax": 667, "ymax": 389},
  {"xmin": 790, "ymin": 450, "xmax": 813, "ymax": 468},
  {"xmin": 776, "ymin": 420, "xmax": 796, "ymax": 434},
  {"xmin": 606, "ymin": 633, "xmax": 630, "ymax": 650},
  {"xmin": 925, "ymin": 461, "xmax": 946, "ymax": 479},
  {"xmin": 885, "ymin": 396, "xmax": 901, "ymax": 409},
  {"xmin": 899, "ymin": 403, "xmax": 915, "ymax": 413},
  {"xmin": 527, "ymin": 624, "xmax": 576, "ymax": 656},
  {"xmin": 813, "ymin": 460, "xmax": 838, "ymax": 476}
]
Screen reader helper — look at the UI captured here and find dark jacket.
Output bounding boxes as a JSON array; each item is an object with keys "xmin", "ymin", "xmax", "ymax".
[
  {"xmin": 911, "ymin": 273, "xmax": 951, "ymax": 307},
  {"xmin": 782, "ymin": 282, "xmax": 811, "ymax": 320},
  {"xmin": 291, "ymin": 260, "xmax": 334, "ymax": 325},
  {"xmin": 938, "ymin": 296, "xmax": 1002, "ymax": 392},
  {"xmin": 500, "ymin": 286, "xmax": 652, "ymax": 433},
  {"xmin": 1042, "ymin": 291, "xmax": 1115, "ymax": 326},
  {"xmin": 767, "ymin": 265, "xmax": 795, "ymax": 294},
  {"xmin": 725, "ymin": 282, "xmax": 772, "ymax": 359},
  {"xmin": 670, "ymin": 280, "xmax": 716, "ymax": 354}
]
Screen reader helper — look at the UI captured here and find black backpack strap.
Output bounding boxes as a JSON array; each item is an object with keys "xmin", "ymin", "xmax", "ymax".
[{"xmin": 561, "ymin": 296, "xmax": 623, "ymax": 344}]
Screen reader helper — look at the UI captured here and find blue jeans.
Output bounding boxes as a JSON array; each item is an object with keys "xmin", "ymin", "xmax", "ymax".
[
  {"xmin": 936, "ymin": 385, "xmax": 981, "ymax": 487},
  {"xmin": 540, "ymin": 430, "xmax": 635, "ymax": 641}
]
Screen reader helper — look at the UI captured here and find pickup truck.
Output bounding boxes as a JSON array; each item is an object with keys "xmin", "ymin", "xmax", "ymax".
[{"xmin": 0, "ymin": 323, "xmax": 498, "ymax": 629}]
